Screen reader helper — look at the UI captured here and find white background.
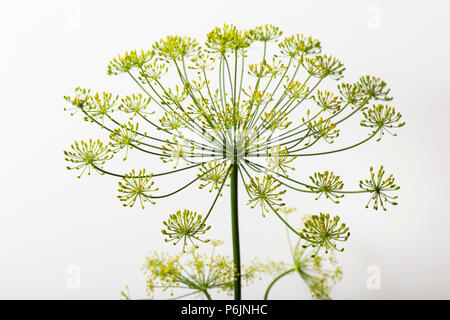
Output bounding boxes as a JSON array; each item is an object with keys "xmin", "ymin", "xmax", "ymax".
[{"xmin": 1, "ymin": 0, "xmax": 449, "ymax": 299}]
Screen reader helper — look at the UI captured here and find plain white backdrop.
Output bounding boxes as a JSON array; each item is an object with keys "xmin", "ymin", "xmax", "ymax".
[{"xmin": 0, "ymin": 0, "xmax": 449, "ymax": 299}]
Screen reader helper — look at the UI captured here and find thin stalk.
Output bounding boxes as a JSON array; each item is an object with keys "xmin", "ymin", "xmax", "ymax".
[
  {"xmin": 230, "ymin": 162, "xmax": 241, "ymax": 300},
  {"xmin": 203, "ymin": 290, "xmax": 212, "ymax": 300},
  {"xmin": 263, "ymin": 268, "xmax": 295, "ymax": 300}
]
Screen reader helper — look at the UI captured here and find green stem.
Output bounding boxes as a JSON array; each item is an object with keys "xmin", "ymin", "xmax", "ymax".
[
  {"xmin": 230, "ymin": 162, "xmax": 241, "ymax": 300},
  {"xmin": 264, "ymin": 268, "xmax": 295, "ymax": 300},
  {"xmin": 203, "ymin": 290, "xmax": 212, "ymax": 300}
]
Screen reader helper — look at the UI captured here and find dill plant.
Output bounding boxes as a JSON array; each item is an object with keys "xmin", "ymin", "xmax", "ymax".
[{"xmin": 64, "ymin": 24, "xmax": 404, "ymax": 300}]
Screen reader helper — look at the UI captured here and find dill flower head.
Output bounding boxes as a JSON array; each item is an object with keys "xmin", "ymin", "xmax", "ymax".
[
  {"xmin": 107, "ymin": 50, "xmax": 154, "ymax": 75},
  {"xmin": 292, "ymin": 242, "xmax": 342, "ymax": 300},
  {"xmin": 266, "ymin": 146, "xmax": 296, "ymax": 175},
  {"xmin": 357, "ymin": 75, "xmax": 392, "ymax": 101},
  {"xmin": 247, "ymin": 176, "xmax": 286, "ymax": 217},
  {"xmin": 141, "ymin": 241, "xmax": 266, "ymax": 299},
  {"xmin": 360, "ymin": 166, "xmax": 400, "ymax": 211},
  {"xmin": 361, "ymin": 104, "xmax": 406, "ymax": 141},
  {"xmin": 64, "ymin": 24, "xmax": 404, "ymax": 272},
  {"xmin": 250, "ymin": 24, "xmax": 283, "ymax": 42},
  {"xmin": 117, "ymin": 169, "xmax": 158, "ymax": 208},
  {"xmin": 63, "ymin": 139, "xmax": 113, "ymax": 178},
  {"xmin": 162, "ymin": 209, "xmax": 211, "ymax": 251},
  {"xmin": 300, "ymin": 213, "xmax": 350, "ymax": 257},
  {"xmin": 109, "ymin": 122, "xmax": 142, "ymax": 160},
  {"xmin": 308, "ymin": 171, "xmax": 344, "ymax": 203},
  {"xmin": 313, "ymin": 90, "xmax": 341, "ymax": 113},
  {"xmin": 198, "ymin": 160, "xmax": 229, "ymax": 192},
  {"xmin": 64, "ymin": 24, "xmax": 404, "ymax": 216},
  {"xmin": 119, "ymin": 93, "xmax": 153, "ymax": 119}
]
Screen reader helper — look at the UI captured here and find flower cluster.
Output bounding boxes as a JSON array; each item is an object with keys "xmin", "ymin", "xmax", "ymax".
[
  {"xmin": 153, "ymin": 36, "xmax": 199, "ymax": 61},
  {"xmin": 247, "ymin": 176, "xmax": 286, "ymax": 216},
  {"xmin": 162, "ymin": 209, "xmax": 211, "ymax": 251},
  {"xmin": 299, "ymin": 213, "xmax": 350, "ymax": 256},
  {"xmin": 357, "ymin": 75, "xmax": 392, "ymax": 101},
  {"xmin": 109, "ymin": 122, "xmax": 141, "ymax": 160},
  {"xmin": 291, "ymin": 241, "xmax": 343, "ymax": 300},
  {"xmin": 64, "ymin": 24, "xmax": 404, "ymax": 299},
  {"xmin": 360, "ymin": 166, "xmax": 400, "ymax": 211},
  {"xmin": 64, "ymin": 139, "xmax": 113, "ymax": 178},
  {"xmin": 266, "ymin": 146, "xmax": 296, "ymax": 175},
  {"xmin": 308, "ymin": 171, "xmax": 344, "ymax": 203},
  {"xmin": 117, "ymin": 169, "xmax": 158, "ymax": 208},
  {"xmin": 198, "ymin": 160, "xmax": 229, "ymax": 192},
  {"xmin": 141, "ymin": 241, "xmax": 266, "ymax": 299},
  {"xmin": 361, "ymin": 104, "xmax": 405, "ymax": 141},
  {"xmin": 313, "ymin": 90, "xmax": 341, "ymax": 113},
  {"xmin": 107, "ymin": 50, "xmax": 154, "ymax": 75}
]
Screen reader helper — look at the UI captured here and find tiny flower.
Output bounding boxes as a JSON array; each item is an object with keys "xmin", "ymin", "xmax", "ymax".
[
  {"xmin": 161, "ymin": 137, "xmax": 194, "ymax": 168},
  {"xmin": 266, "ymin": 146, "xmax": 296, "ymax": 175},
  {"xmin": 261, "ymin": 109, "xmax": 292, "ymax": 130},
  {"xmin": 198, "ymin": 160, "xmax": 229, "ymax": 192},
  {"xmin": 357, "ymin": 75, "xmax": 392, "ymax": 101},
  {"xmin": 360, "ymin": 166, "xmax": 400, "ymax": 211},
  {"xmin": 107, "ymin": 50, "xmax": 154, "ymax": 75},
  {"xmin": 306, "ymin": 118, "xmax": 340, "ymax": 144},
  {"xmin": 152, "ymin": 36, "xmax": 200, "ymax": 61},
  {"xmin": 308, "ymin": 171, "xmax": 344, "ymax": 203},
  {"xmin": 117, "ymin": 169, "xmax": 158, "ymax": 209},
  {"xmin": 85, "ymin": 92, "xmax": 119, "ymax": 124},
  {"xmin": 242, "ymin": 87, "xmax": 273, "ymax": 106},
  {"xmin": 360, "ymin": 104, "xmax": 405, "ymax": 141},
  {"xmin": 206, "ymin": 24, "xmax": 252, "ymax": 54},
  {"xmin": 278, "ymin": 34, "xmax": 321, "ymax": 58},
  {"xmin": 337, "ymin": 83, "xmax": 368, "ymax": 107},
  {"xmin": 109, "ymin": 122, "xmax": 142, "ymax": 160},
  {"xmin": 138, "ymin": 60, "xmax": 168, "ymax": 82},
  {"xmin": 162, "ymin": 85, "xmax": 188, "ymax": 105},
  {"xmin": 64, "ymin": 139, "xmax": 113, "ymax": 178},
  {"xmin": 119, "ymin": 94, "xmax": 153, "ymax": 119},
  {"xmin": 162, "ymin": 209, "xmax": 211, "ymax": 252},
  {"xmin": 292, "ymin": 240, "xmax": 343, "ymax": 300},
  {"xmin": 300, "ymin": 213, "xmax": 350, "ymax": 257},
  {"xmin": 63, "ymin": 87, "xmax": 91, "ymax": 115},
  {"xmin": 248, "ymin": 58, "xmax": 284, "ymax": 78},
  {"xmin": 302, "ymin": 55, "xmax": 345, "ymax": 80},
  {"xmin": 312, "ymin": 90, "xmax": 341, "ymax": 113},
  {"xmin": 247, "ymin": 176, "xmax": 286, "ymax": 217},
  {"xmin": 159, "ymin": 110, "xmax": 188, "ymax": 131},
  {"xmin": 250, "ymin": 24, "xmax": 283, "ymax": 42},
  {"xmin": 189, "ymin": 52, "xmax": 215, "ymax": 71},
  {"xmin": 284, "ymin": 80, "xmax": 310, "ymax": 101}
]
